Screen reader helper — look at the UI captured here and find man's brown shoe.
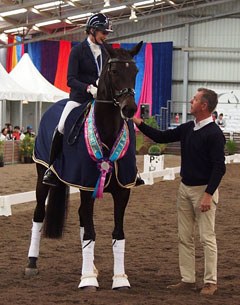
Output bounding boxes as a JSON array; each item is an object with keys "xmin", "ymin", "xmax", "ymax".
[
  {"xmin": 200, "ymin": 283, "xmax": 217, "ymax": 295},
  {"xmin": 167, "ymin": 281, "xmax": 197, "ymax": 291}
]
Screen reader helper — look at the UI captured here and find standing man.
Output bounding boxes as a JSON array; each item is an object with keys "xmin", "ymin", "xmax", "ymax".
[
  {"xmin": 133, "ymin": 88, "xmax": 226, "ymax": 295},
  {"xmin": 43, "ymin": 13, "xmax": 112, "ymax": 186}
]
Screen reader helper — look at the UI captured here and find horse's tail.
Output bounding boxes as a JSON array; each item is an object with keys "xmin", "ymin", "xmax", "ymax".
[{"xmin": 43, "ymin": 181, "xmax": 69, "ymax": 239}]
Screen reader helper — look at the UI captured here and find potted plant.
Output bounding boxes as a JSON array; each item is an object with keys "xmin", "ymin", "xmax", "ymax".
[
  {"xmin": 0, "ymin": 140, "xmax": 4, "ymax": 167},
  {"xmin": 225, "ymin": 139, "xmax": 237, "ymax": 155},
  {"xmin": 148, "ymin": 143, "xmax": 167, "ymax": 155},
  {"xmin": 19, "ymin": 135, "xmax": 35, "ymax": 163}
]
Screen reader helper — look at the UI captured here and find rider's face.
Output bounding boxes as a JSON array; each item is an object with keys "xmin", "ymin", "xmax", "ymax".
[{"xmin": 94, "ymin": 30, "xmax": 109, "ymax": 44}]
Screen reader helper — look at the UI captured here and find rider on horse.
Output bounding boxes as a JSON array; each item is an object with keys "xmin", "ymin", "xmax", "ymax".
[
  {"xmin": 42, "ymin": 13, "xmax": 144, "ymax": 187},
  {"xmin": 42, "ymin": 13, "xmax": 112, "ymax": 187}
]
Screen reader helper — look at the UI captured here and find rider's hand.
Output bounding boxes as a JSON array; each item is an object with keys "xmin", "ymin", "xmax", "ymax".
[{"xmin": 87, "ymin": 84, "xmax": 98, "ymax": 98}]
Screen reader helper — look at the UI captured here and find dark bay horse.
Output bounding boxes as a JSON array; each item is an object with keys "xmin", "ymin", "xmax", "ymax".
[{"xmin": 25, "ymin": 41, "xmax": 143, "ymax": 290}]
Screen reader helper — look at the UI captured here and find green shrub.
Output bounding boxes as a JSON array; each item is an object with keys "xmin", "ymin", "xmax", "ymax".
[
  {"xmin": 225, "ymin": 139, "xmax": 237, "ymax": 155},
  {"xmin": 148, "ymin": 143, "xmax": 167, "ymax": 155},
  {"xmin": 19, "ymin": 135, "xmax": 35, "ymax": 158},
  {"xmin": 144, "ymin": 116, "xmax": 159, "ymax": 129},
  {"xmin": 0, "ymin": 140, "xmax": 4, "ymax": 163}
]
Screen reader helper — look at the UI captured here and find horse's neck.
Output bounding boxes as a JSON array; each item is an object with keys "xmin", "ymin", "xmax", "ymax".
[{"xmin": 94, "ymin": 104, "xmax": 123, "ymax": 149}]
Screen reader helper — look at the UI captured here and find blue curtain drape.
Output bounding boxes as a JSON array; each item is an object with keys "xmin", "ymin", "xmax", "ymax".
[
  {"xmin": 120, "ymin": 43, "xmax": 146, "ymax": 106},
  {"xmin": 24, "ymin": 42, "xmax": 42, "ymax": 72},
  {"xmin": 152, "ymin": 42, "xmax": 173, "ymax": 115}
]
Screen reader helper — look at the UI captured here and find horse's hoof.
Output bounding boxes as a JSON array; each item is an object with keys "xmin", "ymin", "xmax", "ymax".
[
  {"xmin": 112, "ymin": 274, "xmax": 131, "ymax": 290},
  {"xmin": 80, "ymin": 286, "xmax": 98, "ymax": 292},
  {"xmin": 113, "ymin": 286, "xmax": 130, "ymax": 291},
  {"xmin": 24, "ymin": 267, "xmax": 39, "ymax": 277}
]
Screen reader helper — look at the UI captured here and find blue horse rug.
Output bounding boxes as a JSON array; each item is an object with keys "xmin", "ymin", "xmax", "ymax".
[{"xmin": 34, "ymin": 100, "xmax": 137, "ymax": 193}]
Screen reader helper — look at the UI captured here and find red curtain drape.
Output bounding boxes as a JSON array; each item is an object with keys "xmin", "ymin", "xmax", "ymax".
[{"xmin": 54, "ymin": 40, "xmax": 71, "ymax": 93}]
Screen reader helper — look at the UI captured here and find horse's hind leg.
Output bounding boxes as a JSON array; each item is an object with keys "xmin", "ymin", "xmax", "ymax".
[
  {"xmin": 25, "ymin": 164, "xmax": 49, "ymax": 277},
  {"xmin": 78, "ymin": 190, "xmax": 99, "ymax": 290},
  {"xmin": 111, "ymin": 188, "xmax": 131, "ymax": 290}
]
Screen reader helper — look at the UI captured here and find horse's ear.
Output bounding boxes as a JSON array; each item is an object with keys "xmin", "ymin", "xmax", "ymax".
[
  {"xmin": 129, "ymin": 41, "xmax": 143, "ymax": 58},
  {"xmin": 102, "ymin": 42, "xmax": 115, "ymax": 58}
]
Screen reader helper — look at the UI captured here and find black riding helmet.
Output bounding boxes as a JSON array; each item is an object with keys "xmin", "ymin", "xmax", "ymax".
[{"xmin": 86, "ymin": 13, "xmax": 113, "ymax": 34}]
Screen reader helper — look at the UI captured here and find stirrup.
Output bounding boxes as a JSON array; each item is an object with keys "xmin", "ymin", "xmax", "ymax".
[
  {"xmin": 135, "ymin": 176, "xmax": 145, "ymax": 187},
  {"xmin": 42, "ymin": 168, "xmax": 59, "ymax": 187}
]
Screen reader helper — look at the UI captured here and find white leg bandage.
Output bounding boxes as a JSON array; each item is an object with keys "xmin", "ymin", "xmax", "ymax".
[
  {"xmin": 28, "ymin": 221, "xmax": 43, "ymax": 258},
  {"xmin": 82, "ymin": 240, "xmax": 95, "ymax": 275},
  {"xmin": 112, "ymin": 239, "xmax": 125, "ymax": 275}
]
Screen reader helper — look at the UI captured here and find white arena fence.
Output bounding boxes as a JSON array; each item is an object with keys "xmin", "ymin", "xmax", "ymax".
[{"xmin": 1, "ymin": 154, "xmax": 240, "ymax": 217}]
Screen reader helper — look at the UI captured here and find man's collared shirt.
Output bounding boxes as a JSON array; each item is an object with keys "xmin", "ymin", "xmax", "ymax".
[{"xmin": 194, "ymin": 116, "xmax": 213, "ymax": 131}]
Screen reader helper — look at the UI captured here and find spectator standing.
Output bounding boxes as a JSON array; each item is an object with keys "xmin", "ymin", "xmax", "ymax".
[
  {"xmin": 12, "ymin": 126, "xmax": 25, "ymax": 140},
  {"xmin": 0, "ymin": 128, "xmax": 8, "ymax": 140},
  {"xmin": 216, "ymin": 113, "xmax": 226, "ymax": 128},
  {"xmin": 24, "ymin": 125, "xmax": 35, "ymax": 137}
]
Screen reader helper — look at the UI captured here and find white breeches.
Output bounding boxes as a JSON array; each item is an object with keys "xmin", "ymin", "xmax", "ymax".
[{"xmin": 58, "ymin": 101, "xmax": 81, "ymax": 134}]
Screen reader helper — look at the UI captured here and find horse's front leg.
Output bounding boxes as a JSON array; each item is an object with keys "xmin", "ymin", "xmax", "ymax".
[
  {"xmin": 111, "ymin": 188, "xmax": 131, "ymax": 290},
  {"xmin": 78, "ymin": 190, "xmax": 98, "ymax": 290},
  {"xmin": 25, "ymin": 164, "xmax": 49, "ymax": 277}
]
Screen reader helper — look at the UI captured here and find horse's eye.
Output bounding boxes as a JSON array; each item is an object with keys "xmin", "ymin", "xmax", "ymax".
[{"xmin": 110, "ymin": 69, "xmax": 118, "ymax": 75}]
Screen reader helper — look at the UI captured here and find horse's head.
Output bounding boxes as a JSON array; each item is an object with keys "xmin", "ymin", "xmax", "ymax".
[{"xmin": 97, "ymin": 41, "xmax": 143, "ymax": 120}]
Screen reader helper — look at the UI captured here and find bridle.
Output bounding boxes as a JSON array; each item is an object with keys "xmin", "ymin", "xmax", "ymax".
[{"xmin": 95, "ymin": 57, "xmax": 136, "ymax": 107}]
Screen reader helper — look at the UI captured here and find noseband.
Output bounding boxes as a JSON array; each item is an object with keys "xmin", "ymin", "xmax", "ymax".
[{"xmin": 96, "ymin": 58, "xmax": 136, "ymax": 106}]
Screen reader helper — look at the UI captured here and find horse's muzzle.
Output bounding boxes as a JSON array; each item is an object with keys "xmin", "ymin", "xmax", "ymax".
[{"xmin": 121, "ymin": 101, "xmax": 137, "ymax": 119}]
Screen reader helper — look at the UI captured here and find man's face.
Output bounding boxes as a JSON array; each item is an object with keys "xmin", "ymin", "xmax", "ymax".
[{"xmin": 190, "ymin": 91, "xmax": 207, "ymax": 116}]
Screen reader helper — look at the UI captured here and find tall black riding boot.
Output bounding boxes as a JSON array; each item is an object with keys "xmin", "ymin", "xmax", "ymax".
[{"xmin": 42, "ymin": 129, "xmax": 63, "ymax": 187}]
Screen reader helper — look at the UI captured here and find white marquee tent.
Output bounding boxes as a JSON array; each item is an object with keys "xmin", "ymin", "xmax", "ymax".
[
  {"xmin": 0, "ymin": 62, "xmax": 40, "ymax": 130},
  {"xmin": 9, "ymin": 53, "xmax": 68, "ymax": 103},
  {"xmin": 0, "ymin": 62, "xmax": 37, "ymax": 101}
]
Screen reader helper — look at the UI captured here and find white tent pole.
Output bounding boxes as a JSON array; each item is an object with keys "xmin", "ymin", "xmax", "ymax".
[
  {"xmin": 20, "ymin": 101, "xmax": 23, "ymax": 129},
  {"xmin": 34, "ymin": 102, "xmax": 38, "ymax": 133},
  {"xmin": 39, "ymin": 101, "xmax": 42, "ymax": 128},
  {"xmin": 2, "ymin": 100, "xmax": 7, "ymax": 126},
  {"xmin": 0, "ymin": 100, "xmax": 2, "ymax": 130}
]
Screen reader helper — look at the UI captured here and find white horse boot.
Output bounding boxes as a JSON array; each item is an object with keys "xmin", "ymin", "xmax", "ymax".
[
  {"xmin": 25, "ymin": 221, "xmax": 43, "ymax": 276},
  {"xmin": 112, "ymin": 239, "xmax": 130, "ymax": 289},
  {"xmin": 79, "ymin": 227, "xmax": 98, "ymax": 276},
  {"xmin": 78, "ymin": 240, "xmax": 99, "ymax": 289}
]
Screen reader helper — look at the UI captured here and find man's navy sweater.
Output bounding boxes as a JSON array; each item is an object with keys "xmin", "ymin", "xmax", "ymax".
[{"xmin": 138, "ymin": 121, "xmax": 226, "ymax": 195}]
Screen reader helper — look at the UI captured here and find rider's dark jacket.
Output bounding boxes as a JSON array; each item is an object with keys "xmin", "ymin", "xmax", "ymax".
[{"xmin": 67, "ymin": 39, "xmax": 108, "ymax": 103}]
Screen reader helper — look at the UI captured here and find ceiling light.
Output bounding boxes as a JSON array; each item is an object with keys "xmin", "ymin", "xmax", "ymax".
[
  {"xmin": 68, "ymin": 12, "xmax": 92, "ymax": 20},
  {"xmin": 129, "ymin": 8, "xmax": 138, "ymax": 22},
  {"xmin": 133, "ymin": 0, "xmax": 164, "ymax": 7},
  {"xmin": 66, "ymin": 0, "xmax": 76, "ymax": 6},
  {"xmin": 34, "ymin": 1, "xmax": 64, "ymax": 10},
  {"xmin": 101, "ymin": 5, "xmax": 126, "ymax": 13},
  {"xmin": 133, "ymin": 0, "xmax": 154, "ymax": 6},
  {"xmin": 32, "ymin": 25, "xmax": 40, "ymax": 31},
  {"xmin": 4, "ymin": 26, "xmax": 28, "ymax": 34},
  {"xmin": 0, "ymin": 8, "xmax": 27, "ymax": 17},
  {"xmin": 104, "ymin": 0, "xmax": 110, "ymax": 7},
  {"xmin": 166, "ymin": 0, "xmax": 175, "ymax": 5},
  {"xmin": 35, "ymin": 19, "xmax": 61, "ymax": 27}
]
